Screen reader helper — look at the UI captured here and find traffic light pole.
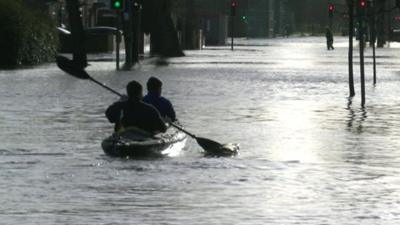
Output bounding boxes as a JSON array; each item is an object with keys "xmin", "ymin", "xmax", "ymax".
[
  {"xmin": 116, "ymin": 10, "xmax": 121, "ymax": 70},
  {"xmin": 371, "ymin": 2, "xmax": 377, "ymax": 85},
  {"xmin": 358, "ymin": 4, "xmax": 366, "ymax": 107},
  {"xmin": 123, "ymin": 0, "xmax": 133, "ymax": 70},
  {"xmin": 373, "ymin": 31, "xmax": 377, "ymax": 85},
  {"xmin": 359, "ymin": 23, "xmax": 366, "ymax": 107},
  {"xmin": 328, "ymin": 4, "xmax": 334, "ymax": 31},
  {"xmin": 347, "ymin": 0, "xmax": 355, "ymax": 97},
  {"xmin": 231, "ymin": 15, "xmax": 234, "ymax": 51},
  {"xmin": 111, "ymin": 0, "xmax": 124, "ymax": 70},
  {"xmin": 133, "ymin": 1, "xmax": 141, "ymax": 63},
  {"xmin": 230, "ymin": 1, "xmax": 236, "ymax": 51}
]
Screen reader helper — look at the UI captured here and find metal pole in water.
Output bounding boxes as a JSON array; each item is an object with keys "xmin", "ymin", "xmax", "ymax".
[
  {"xmin": 230, "ymin": 1, "xmax": 236, "ymax": 51},
  {"xmin": 358, "ymin": 1, "xmax": 366, "ymax": 107},
  {"xmin": 348, "ymin": 0, "xmax": 355, "ymax": 97},
  {"xmin": 359, "ymin": 30, "xmax": 366, "ymax": 107},
  {"xmin": 372, "ymin": 33, "xmax": 377, "ymax": 85},
  {"xmin": 116, "ymin": 11, "xmax": 121, "ymax": 70},
  {"xmin": 231, "ymin": 16, "xmax": 234, "ymax": 51},
  {"xmin": 372, "ymin": 7, "xmax": 377, "ymax": 85},
  {"xmin": 116, "ymin": 32, "xmax": 120, "ymax": 70}
]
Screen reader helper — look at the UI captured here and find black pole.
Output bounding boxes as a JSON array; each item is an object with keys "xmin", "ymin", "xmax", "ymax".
[
  {"xmin": 372, "ymin": 18, "xmax": 377, "ymax": 85},
  {"xmin": 123, "ymin": 0, "xmax": 133, "ymax": 70},
  {"xmin": 115, "ymin": 10, "xmax": 121, "ymax": 70},
  {"xmin": 370, "ymin": 0, "xmax": 377, "ymax": 85},
  {"xmin": 348, "ymin": 0, "xmax": 355, "ymax": 97},
  {"xmin": 358, "ymin": 7, "xmax": 366, "ymax": 107},
  {"xmin": 373, "ymin": 39, "xmax": 377, "ymax": 84},
  {"xmin": 231, "ymin": 16, "xmax": 234, "ymax": 51},
  {"xmin": 230, "ymin": 1, "xmax": 236, "ymax": 51},
  {"xmin": 116, "ymin": 32, "xmax": 120, "ymax": 70},
  {"xmin": 133, "ymin": 1, "xmax": 141, "ymax": 63}
]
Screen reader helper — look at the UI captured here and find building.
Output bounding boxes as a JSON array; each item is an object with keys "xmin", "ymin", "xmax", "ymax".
[{"xmin": 172, "ymin": 0, "xmax": 350, "ymax": 45}]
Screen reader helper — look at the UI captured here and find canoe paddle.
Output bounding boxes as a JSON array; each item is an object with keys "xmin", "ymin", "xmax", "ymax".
[{"xmin": 56, "ymin": 55, "xmax": 238, "ymax": 156}]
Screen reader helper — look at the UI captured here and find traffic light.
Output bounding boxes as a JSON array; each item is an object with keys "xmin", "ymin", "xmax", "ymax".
[
  {"xmin": 360, "ymin": 0, "xmax": 366, "ymax": 9},
  {"xmin": 230, "ymin": 1, "xmax": 237, "ymax": 16},
  {"xmin": 328, "ymin": 4, "xmax": 335, "ymax": 12},
  {"xmin": 328, "ymin": 4, "xmax": 334, "ymax": 17},
  {"xmin": 111, "ymin": 0, "xmax": 124, "ymax": 10}
]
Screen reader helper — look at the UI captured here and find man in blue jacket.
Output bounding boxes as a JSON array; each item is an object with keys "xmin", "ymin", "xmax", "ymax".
[
  {"xmin": 105, "ymin": 80, "xmax": 167, "ymax": 133},
  {"xmin": 143, "ymin": 77, "xmax": 177, "ymax": 122}
]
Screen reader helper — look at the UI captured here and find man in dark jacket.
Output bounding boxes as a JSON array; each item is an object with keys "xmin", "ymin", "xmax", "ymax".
[
  {"xmin": 326, "ymin": 28, "xmax": 334, "ymax": 50},
  {"xmin": 143, "ymin": 77, "xmax": 176, "ymax": 122},
  {"xmin": 105, "ymin": 80, "xmax": 167, "ymax": 133}
]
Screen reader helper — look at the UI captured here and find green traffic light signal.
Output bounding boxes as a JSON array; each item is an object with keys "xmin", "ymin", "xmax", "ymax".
[
  {"xmin": 111, "ymin": 0, "xmax": 123, "ymax": 10},
  {"xmin": 242, "ymin": 16, "xmax": 246, "ymax": 20}
]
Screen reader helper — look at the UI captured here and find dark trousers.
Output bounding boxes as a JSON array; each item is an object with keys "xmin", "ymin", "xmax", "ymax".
[{"xmin": 327, "ymin": 41, "xmax": 334, "ymax": 50}]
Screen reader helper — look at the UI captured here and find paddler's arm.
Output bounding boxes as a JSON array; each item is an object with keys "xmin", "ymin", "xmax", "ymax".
[
  {"xmin": 165, "ymin": 100, "xmax": 177, "ymax": 122},
  {"xmin": 150, "ymin": 108, "xmax": 167, "ymax": 133},
  {"xmin": 159, "ymin": 97, "xmax": 176, "ymax": 122},
  {"xmin": 105, "ymin": 101, "xmax": 124, "ymax": 123}
]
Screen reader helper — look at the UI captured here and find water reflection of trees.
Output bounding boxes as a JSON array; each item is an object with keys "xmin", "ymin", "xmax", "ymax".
[{"xmin": 346, "ymin": 97, "xmax": 367, "ymax": 134}]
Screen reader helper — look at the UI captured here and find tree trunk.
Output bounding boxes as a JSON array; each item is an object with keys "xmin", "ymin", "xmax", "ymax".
[
  {"xmin": 65, "ymin": 0, "xmax": 87, "ymax": 68},
  {"xmin": 142, "ymin": 0, "xmax": 184, "ymax": 56},
  {"xmin": 184, "ymin": 0, "xmax": 195, "ymax": 49},
  {"xmin": 376, "ymin": 0, "xmax": 386, "ymax": 47}
]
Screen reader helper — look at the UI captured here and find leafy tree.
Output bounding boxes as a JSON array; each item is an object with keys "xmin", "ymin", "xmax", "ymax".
[{"xmin": 0, "ymin": 0, "xmax": 58, "ymax": 68}]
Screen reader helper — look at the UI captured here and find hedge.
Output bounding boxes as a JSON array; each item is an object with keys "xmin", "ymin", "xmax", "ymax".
[{"xmin": 0, "ymin": 0, "xmax": 58, "ymax": 69}]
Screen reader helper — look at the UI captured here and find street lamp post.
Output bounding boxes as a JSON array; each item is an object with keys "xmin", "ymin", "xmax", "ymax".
[{"xmin": 230, "ymin": 1, "xmax": 237, "ymax": 51}]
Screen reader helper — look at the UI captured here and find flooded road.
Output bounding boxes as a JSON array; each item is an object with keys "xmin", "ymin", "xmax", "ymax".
[{"xmin": 1, "ymin": 37, "xmax": 400, "ymax": 224}]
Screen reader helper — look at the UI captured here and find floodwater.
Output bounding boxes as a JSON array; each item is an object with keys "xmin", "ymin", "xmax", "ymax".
[{"xmin": 1, "ymin": 37, "xmax": 400, "ymax": 224}]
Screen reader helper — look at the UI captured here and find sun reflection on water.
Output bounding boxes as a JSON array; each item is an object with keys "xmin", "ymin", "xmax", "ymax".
[{"xmin": 268, "ymin": 101, "xmax": 322, "ymax": 163}]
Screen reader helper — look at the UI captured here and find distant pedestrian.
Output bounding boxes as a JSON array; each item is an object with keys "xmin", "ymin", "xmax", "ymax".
[
  {"xmin": 326, "ymin": 28, "xmax": 334, "ymax": 50},
  {"xmin": 284, "ymin": 25, "xmax": 290, "ymax": 38}
]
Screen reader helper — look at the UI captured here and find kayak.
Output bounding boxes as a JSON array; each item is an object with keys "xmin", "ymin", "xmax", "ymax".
[{"xmin": 102, "ymin": 126, "xmax": 187, "ymax": 158}]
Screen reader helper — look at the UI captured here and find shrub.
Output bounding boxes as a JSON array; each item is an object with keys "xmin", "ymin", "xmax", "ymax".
[{"xmin": 0, "ymin": 0, "xmax": 58, "ymax": 69}]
